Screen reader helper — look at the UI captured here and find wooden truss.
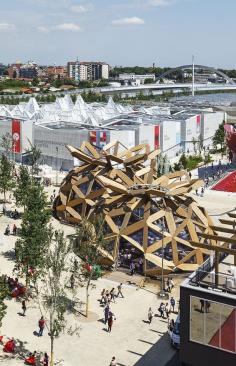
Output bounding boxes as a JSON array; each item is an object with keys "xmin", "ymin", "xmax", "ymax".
[
  {"xmin": 190, "ymin": 209, "xmax": 236, "ymax": 286},
  {"xmin": 55, "ymin": 141, "xmax": 214, "ymax": 274}
]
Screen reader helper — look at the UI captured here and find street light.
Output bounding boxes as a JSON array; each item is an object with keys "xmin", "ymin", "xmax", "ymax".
[
  {"xmin": 158, "ymin": 217, "xmax": 169, "ymax": 300},
  {"xmin": 56, "ymin": 146, "xmax": 59, "ymax": 185}
]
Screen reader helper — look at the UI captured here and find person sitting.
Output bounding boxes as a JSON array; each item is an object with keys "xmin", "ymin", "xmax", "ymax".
[
  {"xmin": 25, "ymin": 351, "xmax": 37, "ymax": 365},
  {"xmin": 3, "ymin": 339, "xmax": 15, "ymax": 353}
]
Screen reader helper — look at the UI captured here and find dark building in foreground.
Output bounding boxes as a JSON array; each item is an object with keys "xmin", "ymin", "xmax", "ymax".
[{"xmin": 180, "ymin": 255, "xmax": 236, "ymax": 366}]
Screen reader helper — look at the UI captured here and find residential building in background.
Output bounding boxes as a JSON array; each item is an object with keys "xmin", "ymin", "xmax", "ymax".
[
  {"xmin": 67, "ymin": 60, "xmax": 109, "ymax": 81},
  {"xmin": 118, "ymin": 73, "xmax": 156, "ymax": 85},
  {"xmin": 44, "ymin": 66, "xmax": 67, "ymax": 80},
  {"xmin": 19, "ymin": 61, "xmax": 38, "ymax": 79}
]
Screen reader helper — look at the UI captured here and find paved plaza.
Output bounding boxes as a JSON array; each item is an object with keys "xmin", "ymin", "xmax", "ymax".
[{"xmin": 0, "ymin": 175, "xmax": 235, "ymax": 366}]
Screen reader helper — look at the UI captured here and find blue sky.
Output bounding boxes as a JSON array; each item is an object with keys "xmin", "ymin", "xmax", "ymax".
[{"xmin": 0, "ymin": 0, "xmax": 235, "ymax": 68}]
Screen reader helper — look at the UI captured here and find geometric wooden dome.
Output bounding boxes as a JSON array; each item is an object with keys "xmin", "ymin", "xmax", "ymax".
[{"xmin": 54, "ymin": 141, "xmax": 215, "ymax": 274}]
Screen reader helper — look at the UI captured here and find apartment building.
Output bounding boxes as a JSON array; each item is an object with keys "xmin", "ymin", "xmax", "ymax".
[{"xmin": 67, "ymin": 60, "xmax": 109, "ymax": 81}]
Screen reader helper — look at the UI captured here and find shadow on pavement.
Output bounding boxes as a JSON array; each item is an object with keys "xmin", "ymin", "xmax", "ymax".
[{"xmin": 133, "ymin": 332, "xmax": 179, "ymax": 366}]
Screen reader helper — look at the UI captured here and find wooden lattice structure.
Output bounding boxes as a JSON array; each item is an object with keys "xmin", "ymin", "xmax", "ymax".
[
  {"xmin": 190, "ymin": 210, "xmax": 236, "ymax": 286},
  {"xmin": 55, "ymin": 141, "xmax": 214, "ymax": 274}
]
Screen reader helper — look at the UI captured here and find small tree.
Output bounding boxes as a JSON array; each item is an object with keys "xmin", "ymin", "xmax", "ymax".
[
  {"xmin": 35, "ymin": 230, "xmax": 79, "ymax": 366},
  {"xmin": 213, "ymin": 123, "xmax": 225, "ymax": 150},
  {"xmin": 0, "ymin": 278, "xmax": 9, "ymax": 330},
  {"xmin": 0, "ymin": 133, "xmax": 13, "ymax": 159},
  {"xmin": 25, "ymin": 142, "xmax": 42, "ymax": 176},
  {"xmin": 72, "ymin": 215, "xmax": 106, "ymax": 317},
  {"xmin": 15, "ymin": 181, "xmax": 51, "ymax": 285},
  {"xmin": 0, "ymin": 154, "xmax": 15, "ymax": 202},
  {"xmin": 14, "ymin": 165, "xmax": 32, "ymax": 210}
]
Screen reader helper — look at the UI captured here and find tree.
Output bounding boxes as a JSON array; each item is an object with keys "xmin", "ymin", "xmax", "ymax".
[
  {"xmin": 0, "ymin": 278, "xmax": 9, "ymax": 330},
  {"xmin": 0, "ymin": 132, "xmax": 13, "ymax": 159},
  {"xmin": 0, "ymin": 154, "xmax": 15, "ymax": 202},
  {"xmin": 15, "ymin": 181, "xmax": 51, "ymax": 285},
  {"xmin": 14, "ymin": 165, "xmax": 32, "ymax": 210},
  {"xmin": 71, "ymin": 215, "xmax": 106, "ymax": 317},
  {"xmin": 213, "ymin": 122, "xmax": 225, "ymax": 150},
  {"xmin": 35, "ymin": 230, "xmax": 79, "ymax": 366},
  {"xmin": 25, "ymin": 142, "xmax": 42, "ymax": 176}
]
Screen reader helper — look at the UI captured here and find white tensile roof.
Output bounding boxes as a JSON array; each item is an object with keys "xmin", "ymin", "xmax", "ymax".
[{"xmin": 0, "ymin": 95, "xmax": 170, "ymax": 127}]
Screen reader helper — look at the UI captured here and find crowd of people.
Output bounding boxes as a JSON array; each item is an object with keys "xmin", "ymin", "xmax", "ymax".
[
  {"xmin": 100, "ymin": 283, "xmax": 125, "ymax": 334},
  {"xmin": 1, "ymin": 337, "xmax": 49, "ymax": 365}
]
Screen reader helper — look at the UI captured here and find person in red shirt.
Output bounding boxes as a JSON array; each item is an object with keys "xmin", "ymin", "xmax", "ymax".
[
  {"xmin": 38, "ymin": 316, "xmax": 45, "ymax": 337},
  {"xmin": 25, "ymin": 351, "xmax": 36, "ymax": 365},
  {"xmin": 3, "ymin": 339, "xmax": 15, "ymax": 353}
]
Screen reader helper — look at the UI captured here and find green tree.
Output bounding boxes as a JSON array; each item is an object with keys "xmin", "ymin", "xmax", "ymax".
[
  {"xmin": 14, "ymin": 165, "xmax": 32, "ymax": 210},
  {"xmin": 0, "ymin": 132, "xmax": 13, "ymax": 159},
  {"xmin": 72, "ymin": 215, "xmax": 106, "ymax": 317},
  {"xmin": 15, "ymin": 181, "xmax": 51, "ymax": 285},
  {"xmin": 35, "ymin": 230, "xmax": 79, "ymax": 366},
  {"xmin": 0, "ymin": 154, "xmax": 15, "ymax": 202},
  {"xmin": 25, "ymin": 142, "xmax": 42, "ymax": 176},
  {"xmin": 0, "ymin": 277, "xmax": 9, "ymax": 330},
  {"xmin": 213, "ymin": 122, "xmax": 225, "ymax": 150}
]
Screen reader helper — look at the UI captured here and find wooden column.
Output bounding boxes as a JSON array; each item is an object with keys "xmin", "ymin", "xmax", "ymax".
[{"xmin": 215, "ymin": 250, "xmax": 219, "ymax": 288}]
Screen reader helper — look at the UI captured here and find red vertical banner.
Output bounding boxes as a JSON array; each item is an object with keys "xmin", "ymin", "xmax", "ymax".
[
  {"xmin": 196, "ymin": 115, "xmax": 201, "ymax": 134},
  {"xmin": 89, "ymin": 131, "xmax": 97, "ymax": 145},
  {"xmin": 154, "ymin": 125, "xmax": 160, "ymax": 149},
  {"xmin": 12, "ymin": 119, "xmax": 21, "ymax": 153}
]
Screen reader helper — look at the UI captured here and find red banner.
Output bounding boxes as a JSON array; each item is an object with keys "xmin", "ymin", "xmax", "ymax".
[
  {"xmin": 154, "ymin": 125, "xmax": 160, "ymax": 149},
  {"xmin": 12, "ymin": 119, "xmax": 21, "ymax": 153}
]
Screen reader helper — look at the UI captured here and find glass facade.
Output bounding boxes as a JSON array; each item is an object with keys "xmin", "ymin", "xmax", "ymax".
[{"xmin": 190, "ymin": 296, "xmax": 236, "ymax": 353}]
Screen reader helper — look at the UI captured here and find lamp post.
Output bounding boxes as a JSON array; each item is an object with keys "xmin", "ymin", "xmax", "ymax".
[
  {"xmin": 56, "ymin": 146, "xmax": 58, "ymax": 185},
  {"xmin": 158, "ymin": 217, "xmax": 169, "ymax": 299}
]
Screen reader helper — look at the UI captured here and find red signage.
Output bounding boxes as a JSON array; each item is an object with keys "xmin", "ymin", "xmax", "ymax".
[
  {"xmin": 12, "ymin": 119, "xmax": 21, "ymax": 153},
  {"xmin": 154, "ymin": 125, "xmax": 160, "ymax": 149}
]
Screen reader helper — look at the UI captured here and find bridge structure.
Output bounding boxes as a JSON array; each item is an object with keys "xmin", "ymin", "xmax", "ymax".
[{"xmin": 156, "ymin": 64, "xmax": 235, "ymax": 85}]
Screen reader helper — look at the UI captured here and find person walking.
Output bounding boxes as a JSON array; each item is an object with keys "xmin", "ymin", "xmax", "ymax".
[
  {"xmin": 170, "ymin": 297, "xmax": 176, "ymax": 313},
  {"xmin": 38, "ymin": 316, "xmax": 45, "ymax": 337},
  {"xmin": 104, "ymin": 305, "xmax": 110, "ymax": 324},
  {"xmin": 201, "ymin": 187, "xmax": 204, "ymax": 197},
  {"xmin": 13, "ymin": 224, "xmax": 17, "ymax": 236},
  {"xmin": 109, "ymin": 356, "xmax": 117, "ymax": 366},
  {"xmin": 148, "ymin": 307, "xmax": 153, "ymax": 324},
  {"xmin": 70, "ymin": 274, "xmax": 75, "ymax": 290},
  {"xmin": 117, "ymin": 283, "xmax": 124, "ymax": 298},
  {"xmin": 100, "ymin": 289, "xmax": 106, "ymax": 304},
  {"xmin": 165, "ymin": 303, "xmax": 170, "ymax": 323},
  {"xmin": 110, "ymin": 288, "xmax": 116, "ymax": 303},
  {"xmin": 108, "ymin": 313, "xmax": 115, "ymax": 333},
  {"xmin": 43, "ymin": 352, "xmax": 49, "ymax": 366},
  {"xmin": 22, "ymin": 299, "xmax": 26, "ymax": 316}
]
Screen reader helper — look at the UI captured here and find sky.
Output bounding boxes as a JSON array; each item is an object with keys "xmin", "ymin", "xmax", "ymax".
[{"xmin": 0, "ymin": 0, "xmax": 235, "ymax": 68}]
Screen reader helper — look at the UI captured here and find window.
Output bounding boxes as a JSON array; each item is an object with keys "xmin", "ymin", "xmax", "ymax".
[{"xmin": 190, "ymin": 296, "xmax": 236, "ymax": 353}]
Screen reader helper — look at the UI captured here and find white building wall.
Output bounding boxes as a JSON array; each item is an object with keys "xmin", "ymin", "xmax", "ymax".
[
  {"xmin": 161, "ymin": 121, "xmax": 182, "ymax": 159},
  {"xmin": 79, "ymin": 64, "xmax": 88, "ymax": 81},
  {"xmin": 109, "ymin": 130, "xmax": 135, "ymax": 151},
  {"xmin": 138, "ymin": 125, "xmax": 156, "ymax": 151},
  {"xmin": 102, "ymin": 64, "xmax": 109, "ymax": 79},
  {"xmin": 201, "ymin": 112, "xmax": 225, "ymax": 147}
]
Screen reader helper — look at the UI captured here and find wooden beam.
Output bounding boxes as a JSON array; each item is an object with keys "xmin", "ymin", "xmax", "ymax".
[
  {"xmin": 210, "ymin": 225, "xmax": 236, "ymax": 235},
  {"xmin": 190, "ymin": 241, "xmax": 236, "ymax": 255},
  {"xmin": 198, "ymin": 233, "xmax": 236, "ymax": 244}
]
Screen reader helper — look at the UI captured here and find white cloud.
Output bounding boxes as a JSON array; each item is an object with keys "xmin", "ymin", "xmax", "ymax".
[
  {"xmin": 148, "ymin": 0, "xmax": 172, "ymax": 6},
  {"xmin": 112, "ymin": 17, "xmax": 145, "ymax": 26},
  {"xmin": 53, "ymin": 23, "xmax": 81, "ymax": 31},
  {"xmin": 37, "ymin": 26, "xmax": 49, "ymax": 33},
  {"xmin": 70, "ymin": 4, "xmax": 93, "ymax": 13},
  {"xmin": 0, "ymin": 23, "xmax": 16, "ymax": 31}
]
